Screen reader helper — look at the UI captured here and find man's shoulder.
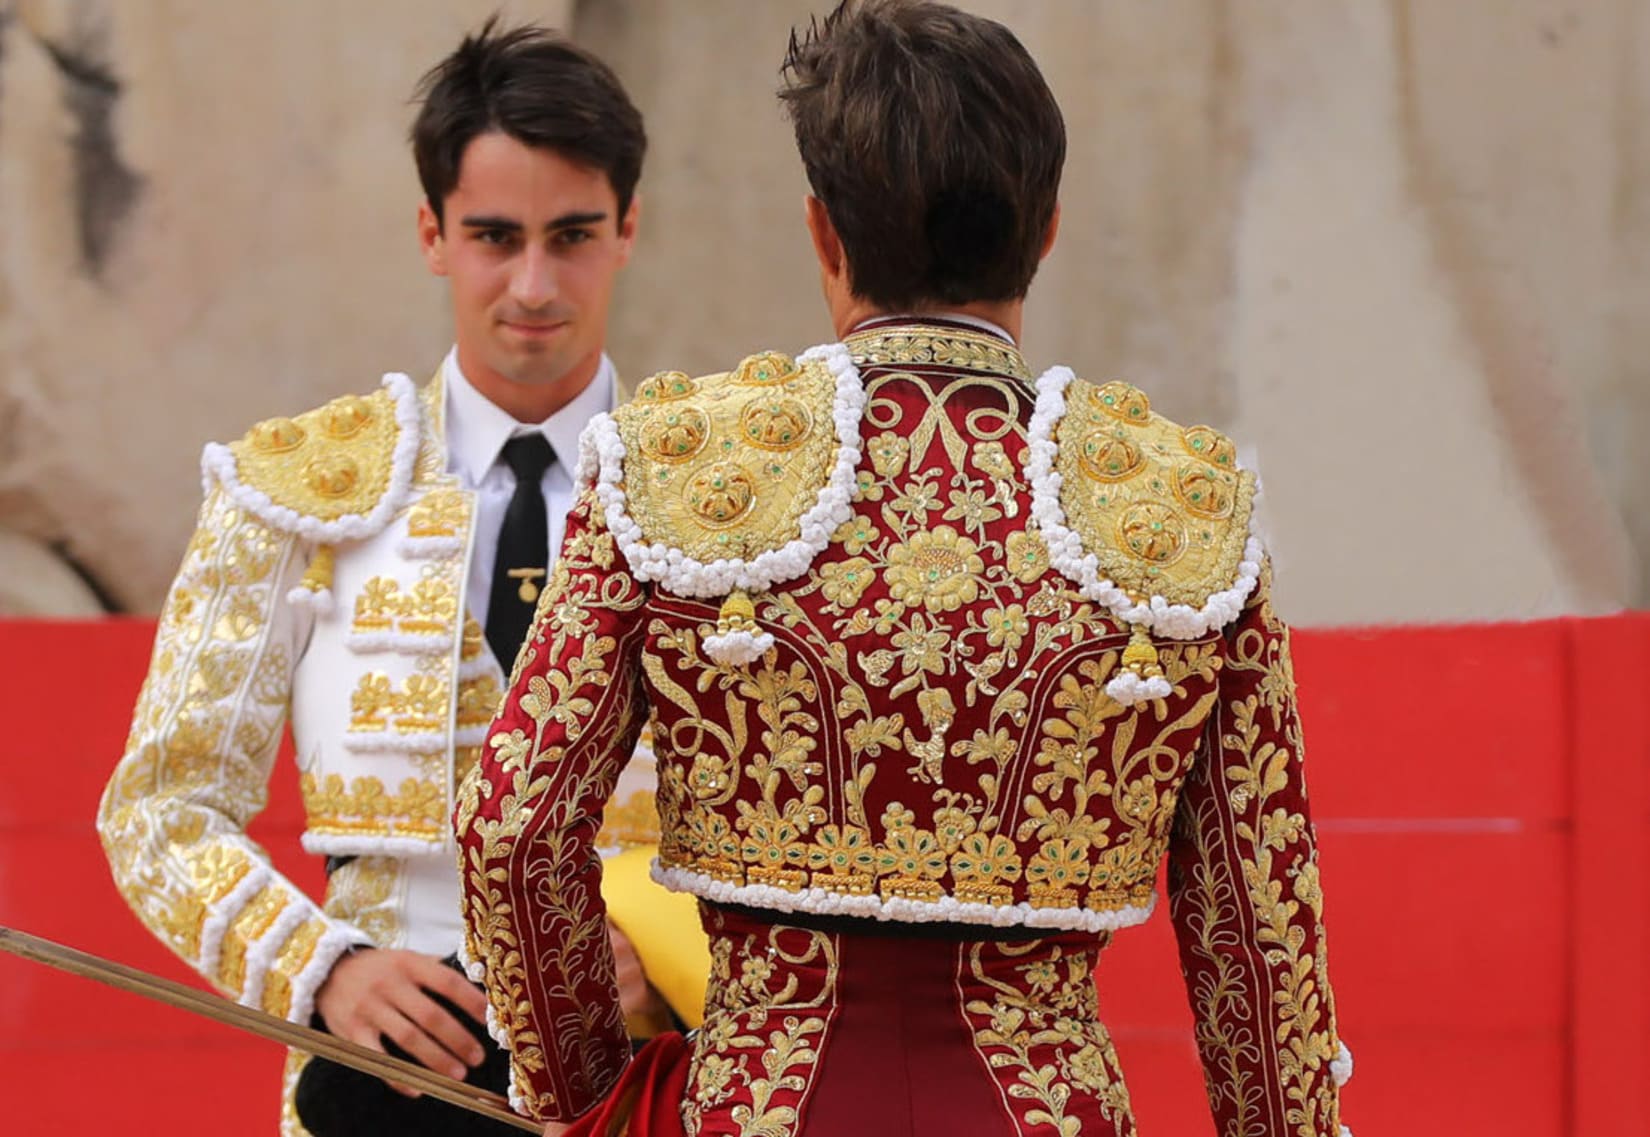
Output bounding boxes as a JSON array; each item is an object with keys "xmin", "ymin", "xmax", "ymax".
[
  {"xmin": 592, "ymin": 347, "xmax": 854, "ymax": 596},
  {"xmin": 200, "ymin": 373, "xmax": 427, "ymax": 542},
  {"xmin": 1037, "ymin": 371, "xmax": 1263, "ymax": 636}
]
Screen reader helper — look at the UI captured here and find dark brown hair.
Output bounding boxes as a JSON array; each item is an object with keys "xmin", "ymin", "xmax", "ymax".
[
  {"xmin": 780, "ymin": 0, "xmax": 1064, "ymax": 309},
  {"xmin": 411, "ymin": 18, "xmax": 646, "ymax": 226}
]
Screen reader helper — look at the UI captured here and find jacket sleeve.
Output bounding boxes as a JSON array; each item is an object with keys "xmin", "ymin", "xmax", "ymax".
[
  {"xmin": 455, "ymin": 488, "xmax": 651, "ymax": 1122},
  {"xmin": 1166, "ymin": 562, "xmax": 1352, "ymax": 1137},
  {"xmin": 97, "ymin": 485, "xmax": 371, "ymax": 1024}
]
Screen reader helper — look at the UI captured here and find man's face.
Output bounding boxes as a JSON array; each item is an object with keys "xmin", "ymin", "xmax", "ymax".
[{"xmin": 419, "ymin": 131, "xmax": 637, "ymax": 403}]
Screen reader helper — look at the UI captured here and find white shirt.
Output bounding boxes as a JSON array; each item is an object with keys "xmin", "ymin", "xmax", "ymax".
[{"xmin": 440, "ymin": 347, "xmax": 617, "ymax": 631}]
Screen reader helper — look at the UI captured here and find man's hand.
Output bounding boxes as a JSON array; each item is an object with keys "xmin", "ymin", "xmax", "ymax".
[
  {"xmin": 314, "ymin": 948, "xmax": 489, "ymax": 1094},
  {"xmin": 609, "ymin": 922, "xmax": 672, "ymax": 1036}
]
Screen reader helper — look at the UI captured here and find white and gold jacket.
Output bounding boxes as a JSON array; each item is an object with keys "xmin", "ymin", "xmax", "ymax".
[{"xmin": 97, "ymin": 369, "xmax": 663, "ymax": 1035}]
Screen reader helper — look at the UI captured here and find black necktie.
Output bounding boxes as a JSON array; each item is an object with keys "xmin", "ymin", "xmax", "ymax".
[{"xmin": 485, "ymin": 434, "xmax": 556, "ymax": 671}]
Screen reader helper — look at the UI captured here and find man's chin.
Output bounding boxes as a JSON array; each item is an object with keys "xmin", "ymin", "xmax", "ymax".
[{"xmin": 492, "ymin": 352, "xmax": 575, "ymax": 390}]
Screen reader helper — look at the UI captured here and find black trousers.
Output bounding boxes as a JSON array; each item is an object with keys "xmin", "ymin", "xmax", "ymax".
[{"xmin": 292, "ymin": 954, "xmax": 517, "ymax": 1137}]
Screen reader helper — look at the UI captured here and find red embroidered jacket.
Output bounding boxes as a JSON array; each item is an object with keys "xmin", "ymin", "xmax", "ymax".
[{"xmin": 456, "ymin": 320, "xmax": 1350, "ymax": 1134}]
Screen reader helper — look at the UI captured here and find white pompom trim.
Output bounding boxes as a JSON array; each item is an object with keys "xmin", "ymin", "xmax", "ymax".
[
  {"xmin": 651, "ymin": 861, "xmax": 1156, "ymax": 933},
  {"xmin": 344, "ymin": 631, "xmax": 450, "ymax": 656},
  {"xmin": 457, "ymin": 936, "xmax": 486, "ymax": 984},
  {"xmin": 276, "ymin": 922, "xmax": 376, "ymax": 1027},
  {"xmin": 284, "ymin": 585, "xmax": 336, "ymax": 617},
  {"xmin": 1332, "ymin": 1040, "xmax": 1354, "ymax": 1087},
  {"xmin": 702, "ymin": 629, "xmax": 774, "ymax": 666},
  {"xmin": 485, "ymin": 1001, "xmax": 533, "ymax": 1115},
  {"xmin": 1026, "ymin": 365, "xmax": 1264, "ymax": 640},
  {"xmin": 583, "ymin": 343, "xmax": 865, "ymax": 598},
  {"xmin": 300, "ymin": 832, "xmax": 446, "ymax": 857},
  {"xmin": 201, "ymin": 372, "xmax": 423, "ymax": 543},
  {"xmin": 239, "ymin": 897, "xmax": 319, "ymax": 1013},
  {"xmin": 1104, "ymin": 671, "xmax": 1173, "ymax": 708},
  {"xmin": 396, "ymin": 535, "xmax": 467, "ymax": 560},
  {"xmin": 458, "ymin": 653, "xmax": 501, "ymax": 682},
  {"xmin": 485, "ymin": 999, "xmax": 510, "ymax": 1050},
  {"xmin": 340, "ymin": 730, "xmax": 457, "ymax": 754},
  {"xmin": 196, "ymin": 864, "xmax": 273, "ymax": 982}
]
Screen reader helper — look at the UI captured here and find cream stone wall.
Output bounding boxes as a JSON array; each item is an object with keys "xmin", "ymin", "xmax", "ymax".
[
  {"xmin": 0, "ymin": 0, "xmax": 568, "ymax": 614},
  {"xmin": 1, "ymin": 0, "xmax": 1645, "ymax": 624}
]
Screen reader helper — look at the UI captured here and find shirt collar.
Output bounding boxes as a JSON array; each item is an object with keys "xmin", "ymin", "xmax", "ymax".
[
  {"xmin": 850, "ymin": 311, "xmax": 1017, "ymax": 346},
  {"xmin": 441, "ymin": 348, "xmax": 617, "ymax": 485}
]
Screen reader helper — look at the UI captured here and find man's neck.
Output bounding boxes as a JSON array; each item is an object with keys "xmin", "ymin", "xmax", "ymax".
[
  {"xmin": 455, "ymin": 346, "xmax": 602, "ymax": 424},
  {"xmin": 829, "ymin": 297, "xmax": 1024, "ymax": 345}
]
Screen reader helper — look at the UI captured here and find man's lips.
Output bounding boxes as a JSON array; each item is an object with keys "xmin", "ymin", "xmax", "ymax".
[{"xmin": 500, "ymin": 319, "xmax": 568, "ymax": 336}]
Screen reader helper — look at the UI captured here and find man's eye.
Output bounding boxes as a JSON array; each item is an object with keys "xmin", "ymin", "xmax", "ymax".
[
  {"xmin": 555, "ymin": 229, "xmax": 595, "ymax": 246},
  {"xmin": 478, "ymin": 230, "xmax": 517, "ymax": 247}
]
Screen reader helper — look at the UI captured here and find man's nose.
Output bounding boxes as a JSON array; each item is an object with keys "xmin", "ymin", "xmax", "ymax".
[{"xmin": 510, "ymin": 245, "xmax": 557, "ymax": 310}]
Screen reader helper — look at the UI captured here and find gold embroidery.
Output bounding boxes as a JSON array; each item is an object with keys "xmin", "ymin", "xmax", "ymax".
[
  {"xmin": 460, "ymin": 616, "xmax": 487, "ymax": 663},
  {"xmin": 683, "ymin": 920, "xmax": 837, "ymax": 1137},
  {"xmin": 345, "ymin": 672, "xmax": 451, "ymax": 737},
  {"xmin": 636, "ymin": 370, "xmax": 698, "ymax": 401},
  {"xmin": 324, "ymin": 857, "xmax": 405, "ymax": 947},
  {"xmin": 350, "ymin": 575, "xmax": 460, "ymax": 640},
  {"xmin": 456, "ymin": 672, "xmax": 505, "ymax": 731},
  {"xmin": 640, "ymin": 407, "xmax": 711, "ymax": 463},
  {"xmin": 406, "ymin": 487, "xmax": 468, "ymax": 539},
  {"xmin": 615, "ymin": 353, "xmax": 839, "ymax": 563},
  {"xmin": 844, "ymin": 324, "xmax": 1033, "ymax": 381},
  {"xmin": 300, "ymin": 772, "xmax": 447, "ymax": 840},
  {"xmin": 227, "ymin": 386, "xmax": 404, "ymax": 522},
  {"xmin": 218, "ymin": 884, "xmax": 290, "ymax": 991},
  {"xmin": 1055, "ymin": 379, "xmax": 1255, "ymax": 607},
  {"xmin": 261, "ymin": 918, "xmax": 327, "ymax": 1018},
  {"xmin": 596, "ymin": 788, "xmax": 662, "ymax": 850},
  {"xmin": 459, "ymin": 498, "xmax": 647, "ymax": 1118},
  {"xmin": 960, "ymin": 937, "xmax": 1133, "ymax": 1135},
  {"xmin": 645, "ymin": 367, "xmax": 1229, "ymax": 918},
  {"xmin": 1170, "ymin": 574, "xmax": 1342, "ymax": 1137},
  {"xmin": 352, "ymin": 577, "xmax": 404, "ymax": 632},
  {"xmin": 883, "ymin": 525, "xmax": 986, "ymax": 613}
]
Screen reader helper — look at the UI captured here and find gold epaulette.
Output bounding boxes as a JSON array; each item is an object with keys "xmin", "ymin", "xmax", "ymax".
[
  {"xmin": 611, "ymin": 350, "xmax": 841, "ymax": 568},
  {"xmin": 1050, "ymin": 378, "xmax": 1258, "ymax": 615},
  {"xmin": 201, "ymin": 373, "xmax": 423, "ymax": 544}
]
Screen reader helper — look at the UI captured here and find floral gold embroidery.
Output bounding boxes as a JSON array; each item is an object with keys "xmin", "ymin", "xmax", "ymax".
[{"xmin": 682, "ymin": 919, "xmax": 837, "ymax": 1137}]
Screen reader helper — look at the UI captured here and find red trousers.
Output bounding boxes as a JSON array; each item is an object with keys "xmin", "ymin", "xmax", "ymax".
[{"xmin": 570, "ymin": 905, "xmax": 1133, "ymax": 1137}]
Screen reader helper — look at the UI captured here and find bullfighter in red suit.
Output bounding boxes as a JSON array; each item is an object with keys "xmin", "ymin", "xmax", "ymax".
[{"xmin": 456, "ymin": 2, "xmax": 1354, "ymax": 1134}]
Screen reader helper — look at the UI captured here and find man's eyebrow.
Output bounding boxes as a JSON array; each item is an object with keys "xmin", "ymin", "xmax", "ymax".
[
  {"xmin": 547, "ymin": 211, "xmax": 608, "ymax": 230},
  {"xmin": 457, "ymin": 211, "xmax": 608, "ymax": 232}
]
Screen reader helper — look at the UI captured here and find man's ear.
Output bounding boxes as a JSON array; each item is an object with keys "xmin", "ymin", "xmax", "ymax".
[
  {"xmin": 615, "ymin": 193, "xmax": 641, "ymax": 266},
  {"xmin": 804, "ymin": 195, "xmax": 846, "ymax": 283},
  {"xmin": 417, "ymin": 200, "xmax": 447, "ymax": 276},
  {"xmin": 1039, "ymin": 201, "xmax": 1061, "ymax": 261}
]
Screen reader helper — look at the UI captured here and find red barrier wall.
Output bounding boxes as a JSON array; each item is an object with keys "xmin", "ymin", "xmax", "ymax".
[{"xmin": 2, "ymin": 616, "xmax": 1647, "ymax": 1135}]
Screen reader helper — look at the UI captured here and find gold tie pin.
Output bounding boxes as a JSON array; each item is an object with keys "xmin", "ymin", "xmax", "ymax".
[{"xmin": 507, "ymin": 567, "xmax": 546, "ymax": 603}]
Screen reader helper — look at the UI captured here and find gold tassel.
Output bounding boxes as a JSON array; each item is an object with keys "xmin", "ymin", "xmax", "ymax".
[
  {"xmin": 299, "ymin": 545, "xmax": 335, "ymax": 596},
  {"xmin": 1120, "ymin": 624, "xmax": 1163, "ymax": 680},
  {"xmin": 716, "ymin": 589, "xmax": 757, "ymax": 635}
]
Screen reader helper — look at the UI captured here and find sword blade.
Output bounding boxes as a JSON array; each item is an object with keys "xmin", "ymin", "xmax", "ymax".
[{"xmin": 0, "ymin": 925, "xmax": 538, "ymax": 1133}]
